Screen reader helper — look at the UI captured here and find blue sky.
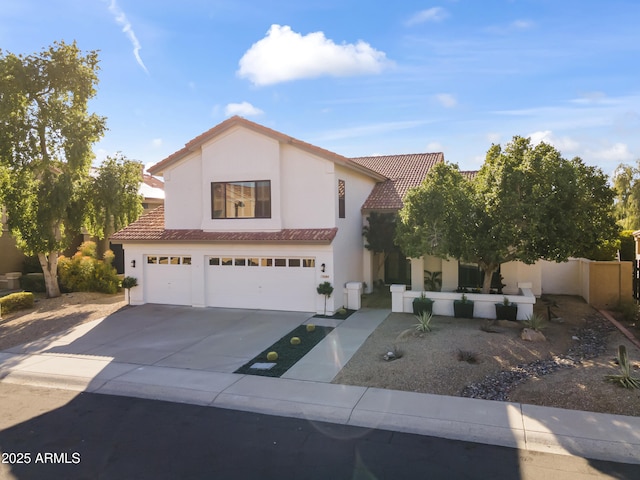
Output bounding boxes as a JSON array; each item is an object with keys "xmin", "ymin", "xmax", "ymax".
[{"xmin": 2, "ymin": 0, "xmax": 639, "ymax": 173}]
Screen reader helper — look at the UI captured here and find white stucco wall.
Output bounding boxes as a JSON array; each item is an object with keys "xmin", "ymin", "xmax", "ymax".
[
  {"xmin": 280, "ymin": 144, "xmax": 334, "ymax": 229},
  {"xmin": 163, "ymin": 152, "xmax": 202, "ymax": 229},
  {"xmin": 200, "ymin": 127, "xmax": 283, "ymax": 231},
  {"xmin": 331, "ymin": 165, "xmax": 378, "ymax": 308},
  {"xmin": 500, "ymin": 261, "xmax": 542, "ymax": 296}
]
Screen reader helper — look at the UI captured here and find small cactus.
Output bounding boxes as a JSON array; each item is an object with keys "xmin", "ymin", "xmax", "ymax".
[
  {"xmin": 290, "ymin": 337, "xmax": 301, "ymax": 345},
  {"xmin": 306, "ymin": 324, "xmax": 316, "ymax": 332},
  {"xmin": 266, "ymin": 351, "xmax": 278, "ymax": 361}
]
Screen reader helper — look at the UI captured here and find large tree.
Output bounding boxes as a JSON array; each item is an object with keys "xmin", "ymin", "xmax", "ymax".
[
  {"xmin": 396, "ymin": 136, "xmax": 619, "ymax": 293},
  {"xmin": 85, "ymin": 153, "xmax": 144, "ymax": 253},
  {"xmin": 0, "ymin": 41, "xmax": 107, "ymax": 297},
  {"xmin": 612, "ymin": 161, "xmax": 640, "ymax": 230}
]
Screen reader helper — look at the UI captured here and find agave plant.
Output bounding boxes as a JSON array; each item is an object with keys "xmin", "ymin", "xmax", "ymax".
[
  {"xmin": 413, "ymin": 311, "xmax": 434, "ymax": 333},
  {"xmin": 606, "ymin": 345, "xmax": 640, "ymax": 389},
  {"xmin": 523, "ymin": 313, "xmax": 547, "ymax": 331}
]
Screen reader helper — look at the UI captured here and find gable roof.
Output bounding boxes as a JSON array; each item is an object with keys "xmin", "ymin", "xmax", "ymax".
[
  {"xmin": 350, "ymin": 153, "xmax": 444, "ymax": 210},
  {"xmin": 110, "ymin": 206, "xmax": 338, "ymax": 244},
  {"xmin": 147, "ymin": 116, "xmax": 386, "ymax": 182}
]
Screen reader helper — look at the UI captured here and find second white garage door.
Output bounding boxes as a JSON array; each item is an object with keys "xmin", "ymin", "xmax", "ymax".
[{"xmin": 206, "ymin": 255, "xmax": 316, "ymax": 312}]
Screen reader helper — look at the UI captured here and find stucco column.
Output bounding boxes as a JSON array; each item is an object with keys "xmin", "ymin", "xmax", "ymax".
[
  {"xmin": 410, "ymin": 257, "xmax": 424, "ymax": 291},
  {"xmin": 362, "ymin": 248, "xmax": 373, "ymax": 294}
]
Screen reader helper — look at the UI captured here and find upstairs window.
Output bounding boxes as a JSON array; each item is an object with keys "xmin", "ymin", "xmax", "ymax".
[
  {"xmin": 338, "ymin": 179, "xmax": 345, "ymax": 218},
  {"xmin": 211, "ymin": 180, "xmax": 271, "ymax": 219}
]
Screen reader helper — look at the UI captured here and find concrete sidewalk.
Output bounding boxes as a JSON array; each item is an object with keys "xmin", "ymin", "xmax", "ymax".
[{"xmin": 0, "ymin": 307, "xmax": 639, "ymax": 466}]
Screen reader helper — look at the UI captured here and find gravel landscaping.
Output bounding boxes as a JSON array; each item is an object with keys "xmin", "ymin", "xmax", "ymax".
[{"xmin": 333, "ymin": 295, "xmax": 640, "ymax": 417}]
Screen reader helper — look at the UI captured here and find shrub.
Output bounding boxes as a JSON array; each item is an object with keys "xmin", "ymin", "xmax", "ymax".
[
  {"xmin": 0, "ymin": 292, "xmax": 35, "ymax": 315},
  {"xmin": 617, "ymin": 300, "xmax": 638, "ymax": 324},
  {"xmin": 619, "ymin": 230, "xmax": 635, "ymax": 261},
  {"xmin": 22, "ymin": 256, "xmax": 42, "ymax": 274},
  {"xmin": 457, "ymin": 349, "xmax": 479, "ymax": 364},
  {"xmin": 57, "ymin": 241, "xmax": 120, "ymax": 294},
  {"xmin": 19, "ymin": 273, "xmax": 46, "ymax": 293}
]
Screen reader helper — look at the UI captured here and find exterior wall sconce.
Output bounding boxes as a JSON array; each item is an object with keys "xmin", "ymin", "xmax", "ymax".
[
  {"xmin": 321, "ymin": 263, "xmax": 326, "ymax": 272},
  {"xmin": 131, "ymin": 260, "xmax": 136, "ymax": 268}
]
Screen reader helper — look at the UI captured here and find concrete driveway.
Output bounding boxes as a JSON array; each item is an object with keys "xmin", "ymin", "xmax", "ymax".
[{"xmin": 4, "ymin": 304, "xmax": 313, "ymax": 373}]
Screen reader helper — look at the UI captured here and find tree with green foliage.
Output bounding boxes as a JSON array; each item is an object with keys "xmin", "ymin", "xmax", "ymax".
[
  {"xmin": 396, "ymin": 136, "xmax": 619, "ymax": 293},
  {"xmin": 85, "ymin": 153, "xmax": 144, "ymax": 253},
  {"xmin": 362, "ymin": 212, "xmax": 398, "ymax": 279},
  {"xmin": 0, "ymin": 41, "xmax": 107, "ymax": 297},
  {"xmin": 612, "ymin": 161, "xmax": 640, "ymax": 230}
]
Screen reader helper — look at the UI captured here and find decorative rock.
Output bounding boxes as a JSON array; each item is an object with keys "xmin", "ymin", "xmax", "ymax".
[
  {"xmin": 461, "ymin": 313, "xmax": 615, "ymax": 401},
  {"xmin": 383, "ymin": 351, "xmax": 396, "ymax": 361},
  {"xmin": 521, "ymin": 328, "xmax": 546, "ymax": 342}
]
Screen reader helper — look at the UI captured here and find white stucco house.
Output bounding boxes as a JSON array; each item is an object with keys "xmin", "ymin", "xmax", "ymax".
[{"xmin": 111, "ymin": 116, "xmax": 445, "ymax": 314}]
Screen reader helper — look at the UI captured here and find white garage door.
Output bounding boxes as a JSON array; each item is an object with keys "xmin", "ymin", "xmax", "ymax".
[
  {"xmin": 144, "ymin": 255, "xmax": 193, "ymax": 305},
  {"xmin": 206, "ymin": 255, "xmax": 316, "ymax": 312}
]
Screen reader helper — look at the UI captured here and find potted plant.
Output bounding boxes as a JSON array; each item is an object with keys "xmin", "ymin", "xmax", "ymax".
[
  {"xmin": 454, "ymin": 293, "xmax": 474, "ymax": 318},
  {"xmin": 495, "ymin": 296, "xmax": 517, "ymax": 321},
  {"xmin": 412, "ymin": 292, "xmax": 434, "ymax": 315},
  {"xmin": 121, "ymin": 276, "xmax": 138, "ymax": 305},
  {"xmin": 317, "ymin": 281, "xmax": 334, "ymax": 316}
]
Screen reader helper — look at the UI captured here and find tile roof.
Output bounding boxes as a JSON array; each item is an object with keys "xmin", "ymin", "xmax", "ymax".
[
  {"xmin": 350, "ymin": 153, "xmax": 445, "ymax": 210},
  {"xmin": 111, "ymin": 206, "xmax": 338, "ymax": 244}
]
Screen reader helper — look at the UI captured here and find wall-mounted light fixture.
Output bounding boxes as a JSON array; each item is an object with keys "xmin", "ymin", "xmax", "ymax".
[
  {"xmin": 321, "ymin": 263, "xmax": 326, "ymax": 272},
  {"xmin": 131, "ymin": 260, "xmax": 136, "ymax": 268}
]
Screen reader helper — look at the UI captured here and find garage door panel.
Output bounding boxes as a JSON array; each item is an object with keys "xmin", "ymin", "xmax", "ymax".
[
  {"xmin": 144, "ymin": 255, "xmax": 192, "ymax": 306},
  {"xmin": 206, "ymin": 255, "xmax": 316, "ymax": 312}
]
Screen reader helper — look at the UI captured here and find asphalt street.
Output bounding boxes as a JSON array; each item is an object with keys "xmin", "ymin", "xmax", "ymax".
[{"xmin": 0, "ymin": 384, "xmax": 638, "ymax": 480}]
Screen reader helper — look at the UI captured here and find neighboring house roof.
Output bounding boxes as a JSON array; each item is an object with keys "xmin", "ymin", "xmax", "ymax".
[
  {"xmin": 350, "ymin": 153, "xmax": 444, "ymax": 210},
  {"xmin": 147, "ymin": 116, "xmax": 387, "ymax": 182},
  {"xmin": 111, "ymin": 206, "xmax": 338, "ymax": 244},
  {"xmin": 140, "ymin": 173, "xmax": 165, "ymax": 200}
]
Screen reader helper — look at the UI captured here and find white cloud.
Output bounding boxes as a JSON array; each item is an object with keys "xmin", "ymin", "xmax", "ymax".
[
  {"xmin": 427, "ymin": 141, "xmax": 444, "ymax": 151},
  {"xmin": 151, "ymin": 138, "xmax": 163, "ymax": 148},
  {"xmin": 589, "ymin": 143, "xmax": 634, "ymax": 162},
  {"xmin": 435, "ymin": 93, "xmax": 457, "ymax": 108},
  {"xmin": 224, "ymin": 102, "xmax": 264, "ymax": 117},
  {"xmin": 527, "ymin": 130, "xmax": 580, "ymax": 152},
  {"xmin": 104, "ymin": 0, "xmax": 148, "ymax": 74},
  {"xmin": 237, "ymin": 25, "xmax": 390, "ymax": 86},
  {"xmin": 406, "ymin": 7, "xmax": 449, "ymax": 26}
]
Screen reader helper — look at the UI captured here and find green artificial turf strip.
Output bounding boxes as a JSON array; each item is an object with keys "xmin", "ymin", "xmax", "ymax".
[{"xmin": 235, "ymin": 324, "xmax": 334, "ymax": 377}]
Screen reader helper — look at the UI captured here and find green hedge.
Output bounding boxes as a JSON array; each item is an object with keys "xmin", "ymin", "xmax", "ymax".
[{"xmin": 0, "ymin": 292, "xmax": 35, "ymax": 315}]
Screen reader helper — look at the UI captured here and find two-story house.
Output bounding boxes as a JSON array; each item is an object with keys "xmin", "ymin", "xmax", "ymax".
[{"xmin": 111, "ymin": 116, "xmax": 444, "ymax": 314}]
